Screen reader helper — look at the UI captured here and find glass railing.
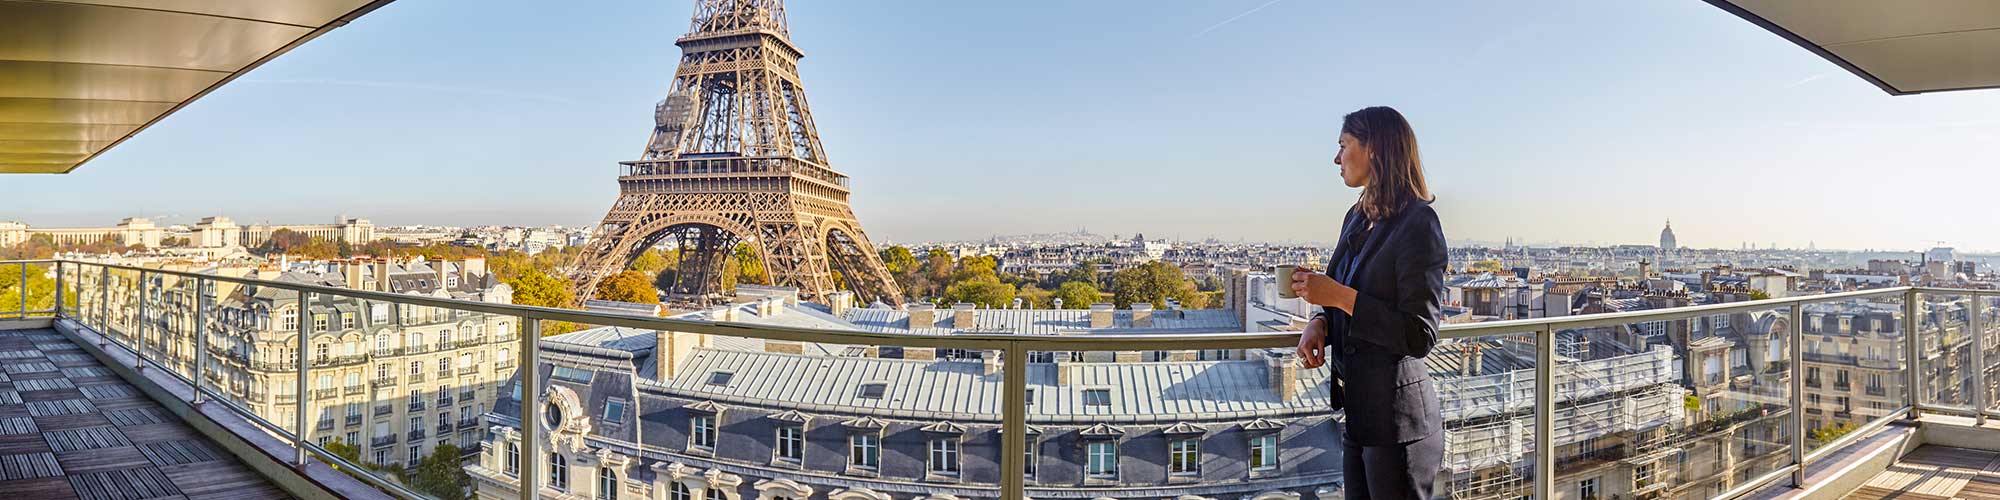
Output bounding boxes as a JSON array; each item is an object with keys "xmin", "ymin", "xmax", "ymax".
[{"xmin": 15, "ymin": 259, "xmax": 1999, "ymax": 500}]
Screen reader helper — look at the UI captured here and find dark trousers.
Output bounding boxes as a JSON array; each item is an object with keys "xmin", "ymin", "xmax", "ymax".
[{"xmin": 1342, "ymin": 430, "xmax": 1445, "ymax": 500}]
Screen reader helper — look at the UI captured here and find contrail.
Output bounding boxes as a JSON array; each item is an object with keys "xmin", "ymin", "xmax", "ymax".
[{"xmin": 1196, "ymin": 0, "xmax": 1288, "ymax": 37}]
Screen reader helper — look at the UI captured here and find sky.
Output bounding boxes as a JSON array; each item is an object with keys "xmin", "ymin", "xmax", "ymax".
[{"xmin": 6, "ymin": 0, "xmax": 1999, "ymax": 252}]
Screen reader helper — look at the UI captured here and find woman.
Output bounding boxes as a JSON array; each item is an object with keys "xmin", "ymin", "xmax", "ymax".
[{"xmin": 1290, "ymin": 106, "xmax": 1447, "ymax": 500}]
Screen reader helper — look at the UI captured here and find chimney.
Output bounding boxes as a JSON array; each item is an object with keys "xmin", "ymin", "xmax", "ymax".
[
  {"xmin": 1090, "ymin": 303, "xmax": 1114, "ymax": 329},
  {"xmin": 908, "ymin": 303, "xmax": 936, "ymax": 328},
  {"xmin": 710, "ymin": 305, "xmax": 736, "ymax": 322},
  {"xmin": 1114, "ymin": 351, "xmax": 1142, "ymax": 363},
  {"xmin": 757, "ymin": 297, "xmax": 780, "ymax": 317},
  {"xmin": 1052, "ymin": 298, "xmax": 1064, "ymax": 309},
  {"xmin": 953, "ymin": 303, "xmax": 977, "ymax": 330},
  {"xmin": 1132, "ymin": 303, "xmax": 1154, "ymax": 328},
  {"xmin": 342, "ymin": 260, "xmax": 363, "ymax": 291},
  {"xmin": 461, "ymin": 256, "xmax": 486, "ymax": 283},
  {"xmin": 828, "ymin": 291, "xmax": 854, "ymax": 317},
  {"xmin": 374, "ymin": 259, "xmax": 392, "ymax": 292},
  {"xmin": 1267, "ymin": 351, "xmax": 1298, "ymax": 402},
  {"xmin": 1055, "ymin": 355, "xmax": 1070, "ymax": 386},
  {"xmin": 433, "ymin": 260, "xmax": 450, "ymax": 289},
  {"xmin": 984, "ymin": 351, "xmax": 1002, "ymax": 376},
  {"xmin": 654, "ymin": 330, "xmax": 673, "ymax": 380}
]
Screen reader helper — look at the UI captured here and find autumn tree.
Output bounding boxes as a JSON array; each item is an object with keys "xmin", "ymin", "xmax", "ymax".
[
  {"xmin": 408, "ymin": 443, "xmax": 471, "ymax": 500},
  {"xmin": 506, "ymin": 268, "xmax": 572, "ymax": 309},
  {"xmin": 595, "ymin": 270, "xmax": 660, "ymax": 304}
]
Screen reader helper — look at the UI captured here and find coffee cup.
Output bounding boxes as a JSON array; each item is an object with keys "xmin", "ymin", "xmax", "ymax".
[{"xmin": 1275, "ymin": 264, "xmax": 1299, "ymax": 299}]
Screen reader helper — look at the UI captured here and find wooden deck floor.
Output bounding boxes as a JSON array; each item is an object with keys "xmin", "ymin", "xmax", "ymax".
[
  {"xmin": 1844, "ymin": 445, "xmax": 2000, "ymax": 500},
  {"xmin": 0, "ymin": 329, "xmax": 292, "ymax": 500}
]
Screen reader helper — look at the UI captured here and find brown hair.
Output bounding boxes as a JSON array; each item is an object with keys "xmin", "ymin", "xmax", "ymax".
[{"xmin": 1342, "ymin": 106, "xmax": 1432, "ymax": 221}]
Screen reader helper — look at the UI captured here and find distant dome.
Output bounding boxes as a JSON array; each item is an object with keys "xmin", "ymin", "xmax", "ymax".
[{"xmin": 1659, "ymin": 220, "xmax": 1678, "ymax": 251}]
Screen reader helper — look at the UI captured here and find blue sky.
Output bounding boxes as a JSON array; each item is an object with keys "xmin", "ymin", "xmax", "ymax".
[{"xmin": 8, "ymin": 1, "xmax": 1999, "ymax": 251}]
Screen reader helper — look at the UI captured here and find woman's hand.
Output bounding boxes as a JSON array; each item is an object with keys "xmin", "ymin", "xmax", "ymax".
[
  {"xmin": 1298, "ymin": 315, "xmax": 1328, "ymax": 368},
  {"xmin": 1290, "ymin": 269, "xmax": 1358, "ymax": 311}
]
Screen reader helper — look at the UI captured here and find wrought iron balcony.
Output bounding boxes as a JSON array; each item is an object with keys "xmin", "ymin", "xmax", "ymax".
[
  {"xmin": 372, "ymin": 377, "xmax": 396, "ymax": 388},
  {"xmin": 458, "ymin": 365, "xmax": 478, "ymax": 376},
  {"xmin": 372, "ymin": 435, "xmax": 397, "ymax": 448},
  {"xmin": 407, "ymin": 373, "xmax": 426, "ymax": 384},
  {"xmin": 408, "ymin": 400, "xmax": 426, "ymax": 412},
  {"xmin": 344, "ymin": 385, "xmax": 365, "ymax": 396},
  {"xmin": 315, "ymin": 419, "xmax": 334, "ymax": 431},
  {"xmin": 374, "ymin": 404, "xmax": 393, "ymax": 417},
  {"xmin": 406, "ymin": 430, "xmax": 426, "ymax": 441},
  {"xmin": 311, "ymin": 389, "xmax": 339, "ymax": 400},
  {"xmin": 345, "ymin": 414, "xmax": 363, "ymax": 426}
]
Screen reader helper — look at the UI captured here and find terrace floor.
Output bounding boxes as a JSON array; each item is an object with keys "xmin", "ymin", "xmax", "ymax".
[
  {"xmin": 1842, "ymin": 446, "xmax": 2000, "ymax": 500},
  {"xmin": 0, "ymin": 328, "xmax": 292, "ymax": 500}
]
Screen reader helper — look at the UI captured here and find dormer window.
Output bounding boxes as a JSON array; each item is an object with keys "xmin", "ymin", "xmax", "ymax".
[{"xmin": 708, "ymin": 371, "xmax": 734, "ymax": 387}]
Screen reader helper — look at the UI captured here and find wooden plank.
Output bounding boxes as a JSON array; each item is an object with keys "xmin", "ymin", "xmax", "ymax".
[
  {"xmin": 43, "ymin": 426, "xmax": 131, "ymax": 453},
  {"xmin": 0, "ymin": 451, "xmax": 62, "ymax": 480},
  {"xmin": 53, "ymin": 445, "xmax": 150, "ymax": 475},
  {"xmin": 159, "ymin": 462, "xmax": 293, "ymax": 500},
  {"xmin": 0, "ymin": 476, "xmax": 81, "ymax": 499},
  {"xmin": 66, "ymin": 466, "xmax": 182, "ymax": 500}
]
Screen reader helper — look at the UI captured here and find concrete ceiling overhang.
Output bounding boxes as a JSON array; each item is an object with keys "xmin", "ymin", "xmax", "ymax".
[
  {"xmin": 0, "ymin": 0, "xmax": 394, "ymax": 174},
  {"xmin": 1705, "ymin": 0, "xmax": 2000, "ymax": 95}
]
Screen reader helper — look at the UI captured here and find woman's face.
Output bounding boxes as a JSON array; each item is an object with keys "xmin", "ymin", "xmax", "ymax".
[{"xmin": 1336, "ymin": 132, "xmax": 1371, "ymax": 188}]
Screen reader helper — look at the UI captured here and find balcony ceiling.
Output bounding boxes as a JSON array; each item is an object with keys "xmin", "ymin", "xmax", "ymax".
[
  {"xmin": 0, "ymin": 0, "xmax": 393, "ymax": 174},
  {"xmin": 1707, "ymin": 0, "xmax": 2000, "ymax": 95}
]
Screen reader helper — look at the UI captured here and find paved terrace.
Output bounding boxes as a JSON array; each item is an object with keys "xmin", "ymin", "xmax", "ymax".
[{"xmin": 0, "ymin": 328, "xmax": 291, "ymax": 500}]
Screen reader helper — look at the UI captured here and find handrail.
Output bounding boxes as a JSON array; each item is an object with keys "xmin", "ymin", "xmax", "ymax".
[{"xmin": 26, "ymin": 258, "xmax": 2000, "ymax": 500}]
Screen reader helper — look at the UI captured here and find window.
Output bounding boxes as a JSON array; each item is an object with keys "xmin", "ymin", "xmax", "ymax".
[
  {"xmin": 314, "ymin": 343, "xmax": 329, "ymax": 361},
  {"xmin": 596, "ymin": 467, "xmax": 616, "ymax": 500},
  {"xmin": 1634, "ymin": 462, "xmax": 1656, "ymax": 489},
  {"xmin": 376, "ymin": 363, "xmax": 391, "ymax": 379},
  {"xmin": 409, "ymin": 445, "xmax": 420, "ymax": 463},
  {"xmin": 856, "ymin": 383, "xmax": 886, "ymax": 399},
  {"xmin": 549, "ymin": 453, "xmax": 568, "ymax": 491},
  {"xmin": 408, "ymin": 361, "xmax": 421, "ymax": 375},
  {"xmin": 929, "ymin": 438, "xmax": 960, "ymax": 476},
  {"xmin": 314, "ymin": 314, "xmax": 328, "ymax": 332},
  {"xmin": 1086, "ymin": 440, "xmax": 1117, "ymax": 479},
  {"xmin": 705, "ymin": 489, "xmax": 725, "ymax": 500},
  {"xmin": 708, "ymin": 371, "xmax": 734, "ymax": 386},
  {"xmin": 346, "ymin": 373, "xmax": 361, "ymax": 388},
  {"xmin": 438, "ymin": 357, "xmax": 451, "ymax": 373},
  {"xmin": 412, "ymin": 333, "xmax": 425, "ymax": 346},
  {"xmin": 505, "ymin": 442, "xmax": 519, "ymax": 477},
  {"xmin": 439, "ymin": 330, "xmax": 452, "ymax": 345},
  {"xmin": 374, "ymin": 449, "xmax": 387, "ymax": 465},
  {"xmin": 552, "ymin": 366, "xmax": 594, "ymax": 384},
  {"xmin": 409, "ymin": 416, "xmax": 423, "ymax": 432},
  {"xmin": 1580, "ymin": 477, "xmax": 1600, "ymax": 500},
  {"xmin": 1083, "ymin": 389, "xmax": 1111, "ymax": 407},
  {"xmin": 850, "ymin": 434, "xmax": 879, "ymax": 470},
  {"xmin": 775, "ymin": 426, "xmax": 802, "ymax": 463},
  {"xmin": 603, "ymin": 399, "xmax": 627, "ymax": 424},
  {"xmin": 689, "ymin": 416, "xmax": 715, "ymax": 450},
  {"xmin": 282, "ymin": 309, "xmax": 297, "ymax": 331},
  {"xmin": 1168, "ymin": 437, "xmax": 1199, "ymax": 476},
  {"xmin": 1023, "ymin": 436, "xmax": 1037, "ymax": 478},
  {"xmin": 666, "ymin": 482, "xmax": 690, "ymax": 500},
  {"xmin": 341, "ymin": 313, "xmax": 355, "ymax": 329},
  {"xmin": 372, "ymin": 303, "xmax": 389, "ymax": 325}
]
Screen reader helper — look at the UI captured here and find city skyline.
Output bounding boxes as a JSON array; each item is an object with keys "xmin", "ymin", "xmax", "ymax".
[{"xmin": 5, "ymin": 0, "xmax": 2000, "ymax": 251}]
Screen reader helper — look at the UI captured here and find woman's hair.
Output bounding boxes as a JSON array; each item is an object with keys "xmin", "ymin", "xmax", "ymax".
[{"xmin": 1342, "ymin": 106, "xmax": 1432, "ymax": 221}]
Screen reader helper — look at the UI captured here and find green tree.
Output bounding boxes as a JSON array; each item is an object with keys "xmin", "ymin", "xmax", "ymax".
[
  {"xmin": 506, "ymin": 268, "xmax": 573, "ymax": 309},
  {"xmin": 1016, "ymin": 283, "xmax": 1052, "ymax": 308},
  {"xmin": 628, "ymin": 248, "xmax": 678, "ymax": 275},
  {"xmin": 409, "ymin": 443, "xmax": 472, "ymax": 500},
  {"xmin": 1748, "ymin": 289, "xmax": 1772, "ymax": 300},
  {"xmin": 595, "ymin": 270, "xmax": 660, "ymax": 305},
  {"xmin": 1063, "ymin": 260, "xmax": 1101, "ymax": 287},
  {"xmin": 1468, "ymin": 260, "xmax": 1505, "ymax": 273},
  {"xmin": 950, "ymin": 255, "xmax": 1000, "ymax": 283},
  {"xmin": 944, "ymin": 277, "xmax": 1016, "ymax": 308},
  {"xmin": 1109, "ymin": 261, "xmax": 1205, "ymax": 308},
  {"xmin": 731, "ymin": 242, "xmax": 767, "ymax": 287},
  {"xmin": 1054, "ymin": 281, "xmax": 1103, "ymax": 309},
  {"xmin": 879, "ymin": 246, "xmax": 921, "ymax": 294}
]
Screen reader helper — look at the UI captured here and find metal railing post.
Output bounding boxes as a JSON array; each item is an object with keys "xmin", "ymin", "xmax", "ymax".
[
  {"xmin": 1000, "ymin": 341, "xmax": 1027, "ymax": 500},
  {"xmin": 1789, "ymin": 301, "xmax": 1806, "ymax": 486},
  {"xmin": 296, "ymin": 291, "xmax": 312, "ymax": 466},
  {"xmin": 136, "ymin": 270, "xmax": 148, "ymax": 371},
  {"xmin": 20, "ymin": 262, "xmax": 30, "ymax": 316},
  {"xmin": 1906, "ymin": 290, "xmax": 1921, "ymax": 419},
  {"xmin": 1972, "ymin": 294, "xmax": 1987, "ymax": 426},
  {"xmin": 55, "ymin": 262, "xmax": 64, "ymax": 318},
  {"xmin": 1534, "ymin": 324, "xmax": 1555, "ymax": 500},
  {"xmin": 519, "ymin": 316, "xmax": 540, "ymax": 500},
  {"xmin": 98, "ymin": 266, "xmax": 109, "ymax": 348},
  {"xmin": 194, "ymin": 278, "xmax": 208, "ymax": 405}
]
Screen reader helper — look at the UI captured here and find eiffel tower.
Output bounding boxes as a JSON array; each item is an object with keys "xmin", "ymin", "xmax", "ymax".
[{"xmin": 568, "ymin": 0, "xmax": 904, "ymax": 306}]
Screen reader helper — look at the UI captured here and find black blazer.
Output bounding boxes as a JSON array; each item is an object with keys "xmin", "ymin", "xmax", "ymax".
[{"xmin": 1320, "ymin": 199, "xmax": 1447, "ymax": 446}]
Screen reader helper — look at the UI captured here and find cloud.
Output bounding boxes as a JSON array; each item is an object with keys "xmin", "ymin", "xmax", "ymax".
[
  {"xmin": 241, "ymin": 78, "xmax": 580, "ymax": 105},
  {"xmin": 1195, "ymin": 0, "xmax": 1288, "ymax": 38}
]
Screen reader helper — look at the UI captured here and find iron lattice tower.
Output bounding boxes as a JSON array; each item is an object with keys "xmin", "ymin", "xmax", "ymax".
[{"xmin": 568, "ymin": 0, "xmax": 904, "ymax": 306}]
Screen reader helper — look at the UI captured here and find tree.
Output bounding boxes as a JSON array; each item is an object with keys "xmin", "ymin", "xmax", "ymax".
[
  {"xmin": 944, "ymin": 277, "xmax": 1016, "ymax": 308},
  {"xmin": 1016, "ymin": 283, "xmax": 1052, "ymax": 309},
  {"xmin": 1109, "ymin": 261, "xmax": 1205, "ymax": 308},
  {"xmin": 1468, "ymin": 260, "xmax": 1505, "ymax": 273},
  {"xmin": 1808, "ymin": 422, "xmax": 1859, "ymax": 445},
  {"xmin": 506, "ymin": 268, "xmax": 572, "ymax": 309},
  {"xmin": 159, "ymin": 236, "xmax": 190, "ymax": 248},
  {"xmin": 730, "ymin": 243, "xmax": 767, "ymax": 287},
  {"xmin": 596, "ymin": 270, "xmax": 660, "ymax": 305},
  {"xmin": 880, "ymin": 246, "xmax": 920, "ymax": 295},
  {"xmin": 257, "ymin": 229, "xmax": 311, "ymax": 255},
  {"xmin": 1748, "ymin": 289, "xmax": 1772, "ymax": 300},
  {"xmin": 1054, "ymin": 281, "xmax": 1103, "ymax": 309},
  {"xmin": 950, "ymin": 255, "xmax": 999, "ymax": 283},
  {"xmin": 628, "ymin": 248, "xmax": 678, "ymax": 275},
  {"xmin": 1063, "ymin": 260, "xmax": 1101, "ymax": 288},
  {"xmin": 409, "ymin": 443, "xmax": 472, "ymax": 500}
]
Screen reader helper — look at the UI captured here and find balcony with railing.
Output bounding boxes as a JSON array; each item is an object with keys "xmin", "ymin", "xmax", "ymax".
[{"xmin": 16, "ymin": 257, "xmax": 2000, "ymax": 500}]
